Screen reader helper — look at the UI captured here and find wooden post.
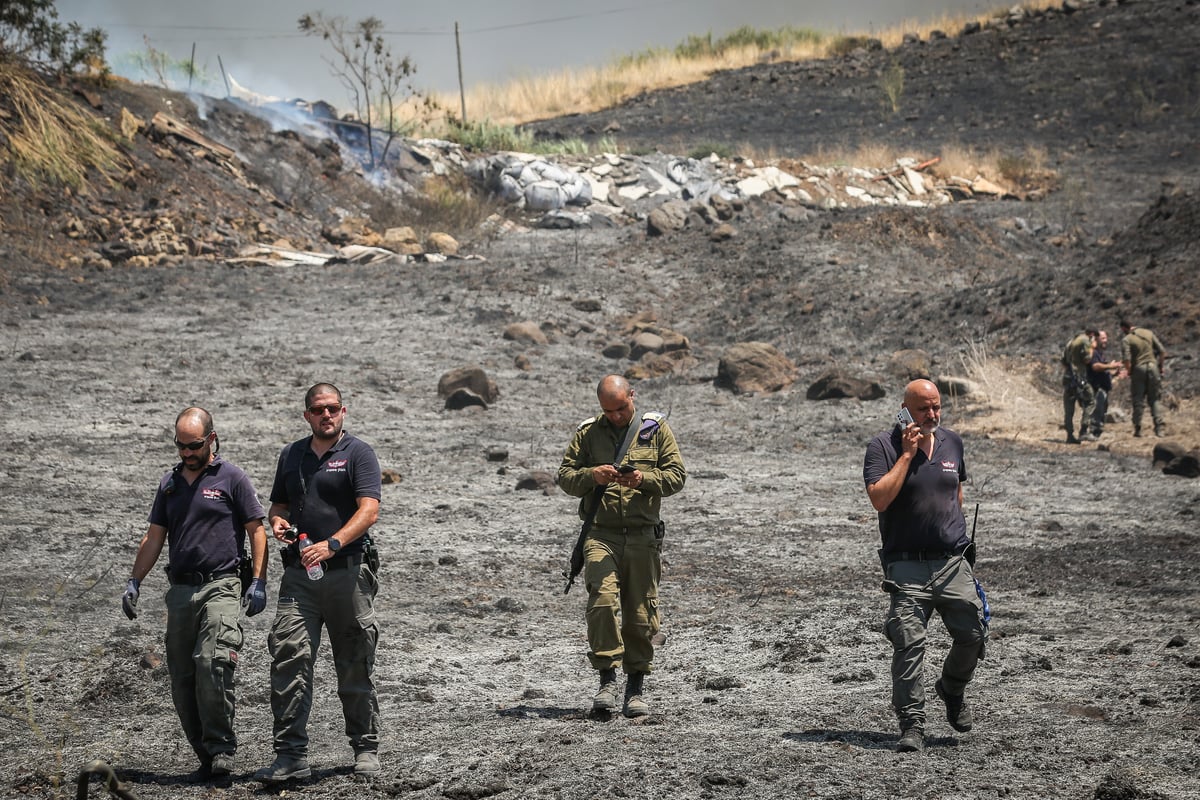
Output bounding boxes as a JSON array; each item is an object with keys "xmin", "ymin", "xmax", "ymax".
[
  {"xmin": 217, "ymin": 55, "xmax": 231, "ymax": 98},
  {"xmin": 188, "ymin": 42, "xmax": 196, "ymax": 91},
  {"xmin": 455, "ymin": 21, "xmax": 467, "ymax": 124}
]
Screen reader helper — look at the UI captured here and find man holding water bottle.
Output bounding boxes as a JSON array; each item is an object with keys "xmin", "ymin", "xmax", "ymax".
[{"xmin": 257, "ymin": 383, "xmax": 383, "ymax": 783}]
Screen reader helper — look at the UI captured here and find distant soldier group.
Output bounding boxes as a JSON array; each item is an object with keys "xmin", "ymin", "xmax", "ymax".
[{"xmin": 1062, "ymin": 320, "xmax": 1168, "ymax": 443}]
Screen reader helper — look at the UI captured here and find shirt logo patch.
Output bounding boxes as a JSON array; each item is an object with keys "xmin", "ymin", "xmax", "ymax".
[
  {"xmin": 202, "ymin": 488, "xmax": 225, "ymax": 501},
  {"xmin": 941, "ymin": 460, "xmax": 958, "ymax": 473},
  {"xmin": 327, "ymin": 459, "xmax": 348, "ymax": 469}
]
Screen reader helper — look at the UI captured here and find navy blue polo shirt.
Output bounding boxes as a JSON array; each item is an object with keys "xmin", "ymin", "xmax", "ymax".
[
  {"xmin": 863, "ymin": 426, "xmax": 969, "ymax": 555},
  {"xmin": 270, "ymin": 433, "xmax": 381, "ymax": 556},
  {"xmin": 148, "ymin": 456, "xmax": 265, "ymax": 574}
]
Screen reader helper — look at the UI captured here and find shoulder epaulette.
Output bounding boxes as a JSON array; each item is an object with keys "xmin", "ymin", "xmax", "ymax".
[
  {"xmin": 577, "ymin": 415, "xmax": 600, "ymax": 431},
  {"xmin": 637, "ymin": 411, "xmax": 666, "ymax": 441}
]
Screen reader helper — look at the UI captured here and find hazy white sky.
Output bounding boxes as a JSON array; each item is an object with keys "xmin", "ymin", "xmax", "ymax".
[{"xmin": 56, "ymin": 1, "xmax": 1007, "ymax": 105}]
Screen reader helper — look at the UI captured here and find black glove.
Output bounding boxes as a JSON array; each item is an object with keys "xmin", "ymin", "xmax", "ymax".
[
  {"xmin": 242, "ymin": 577, "xmax": 267, "ymax": 617},
  {"xmin": 121, "ymin": 578, "xmax": 140, "ymax": 620}
]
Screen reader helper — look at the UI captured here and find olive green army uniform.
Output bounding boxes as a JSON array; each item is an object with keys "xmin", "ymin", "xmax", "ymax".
[
  {"xmin": 1121, "ymin": 326, "xmax": 1167, "ymax": 436},
  {"xmin": 1062, "ymin": 332, "xmax": 1096, "ymax": 441},
  {"xmin": 558, "ymin": 410, "xmax": 686, "ymax": 674}
]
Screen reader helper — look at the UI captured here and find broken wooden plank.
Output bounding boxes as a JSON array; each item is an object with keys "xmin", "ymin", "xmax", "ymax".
[{"xmin": 150, "ymin": 111, "xmax": 236, "ymax": 161}]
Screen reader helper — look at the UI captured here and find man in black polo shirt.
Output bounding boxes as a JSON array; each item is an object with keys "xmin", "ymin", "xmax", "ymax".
[
  {"xmin": 863, "ymin": 380, "xmax": 987, "ymax": 753},
  {"xmin": 122, "ymin": 407, "xmax": 268, "ymax": 779},
  {"xmin": 256, "ymin": 383, "xmax": 383, "ymax": 783}
]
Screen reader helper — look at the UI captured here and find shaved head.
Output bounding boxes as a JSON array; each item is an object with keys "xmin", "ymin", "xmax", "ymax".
[{"xmin": 597, "ymin": 374, "xmax": 636, "ymax": 428}]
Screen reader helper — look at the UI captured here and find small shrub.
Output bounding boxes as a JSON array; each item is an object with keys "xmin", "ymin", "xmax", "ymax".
[
  {"xmin": 689, "ymin": 141, "xmax": 734, "ymax": 160},
  {"xmin": 879, "ymin": 63, "xmax": 905, "ymax": 114},
  {"xmin": 401, "ymin": 174, "xmax": 500, "ymax": 241}
]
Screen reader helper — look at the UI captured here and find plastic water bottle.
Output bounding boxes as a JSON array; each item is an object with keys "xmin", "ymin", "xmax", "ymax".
[{"xmin": 297, "ymin": 534, "xmax": 324, "ymax": 581}]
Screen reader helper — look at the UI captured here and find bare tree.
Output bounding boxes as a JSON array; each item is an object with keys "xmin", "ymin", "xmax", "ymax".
[{"xmin": 298, "ymin": 12, "xmax": 435, "ymax": 171}]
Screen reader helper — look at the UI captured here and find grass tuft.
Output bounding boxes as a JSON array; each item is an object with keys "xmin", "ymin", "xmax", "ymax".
[{"xmin": 0, "ymin": 57, "xmax": 126, "ymax": 194}]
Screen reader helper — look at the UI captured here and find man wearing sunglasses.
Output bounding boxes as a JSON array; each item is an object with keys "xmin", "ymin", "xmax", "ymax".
[
  {"xmin": 256, "ymin": 383, "xmax": 383, "ymax": 783},
  {"xmin": 121, "ymin": 407, "xmax": 268, "ymax": 780}
]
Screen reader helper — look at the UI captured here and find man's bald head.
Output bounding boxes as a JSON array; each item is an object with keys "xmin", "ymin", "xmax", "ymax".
[{"xmin": 597, "ymin": 374, "xmax": 636, "ymax": 428}]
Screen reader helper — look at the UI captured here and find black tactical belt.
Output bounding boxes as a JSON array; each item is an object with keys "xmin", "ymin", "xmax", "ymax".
[
  {"xmin": 591, "ymin": 525, "xmax": 659, "ymax": 535},
  {"xmin": 168, "ymin": 569, "xmax": 237, "ymax": 585},
  {"xmin": 281, "ymin": 550, "xmax": 363, "ymax": 570},
  {"xmin": 883, "ymin": 549, "xmax": 962, "ymax": 563}
]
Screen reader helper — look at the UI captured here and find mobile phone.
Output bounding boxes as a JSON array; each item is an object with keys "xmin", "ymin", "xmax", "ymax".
[
  {"xmin": 896, "ymin": 408, "xmax": 915, "ymax": 427},
  {"xmin": 617, "ymin": 464, "xmax": 636, "ymax": 474}
]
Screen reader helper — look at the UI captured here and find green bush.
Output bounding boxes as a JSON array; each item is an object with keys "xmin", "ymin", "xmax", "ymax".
[{"xmin": 0, "ymin": 0, "xmax": 108, "ymax": 76}]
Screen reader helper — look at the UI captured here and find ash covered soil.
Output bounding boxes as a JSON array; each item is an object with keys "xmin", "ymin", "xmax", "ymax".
[{"xmin": 2, "ymin": 1, "xmax": 1200, "ymax": 799}]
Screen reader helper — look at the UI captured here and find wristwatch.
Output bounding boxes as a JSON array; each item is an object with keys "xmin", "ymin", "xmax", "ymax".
[{"xmin": 327, "ymin": 537, "xmax": 342, "ymax": 552}]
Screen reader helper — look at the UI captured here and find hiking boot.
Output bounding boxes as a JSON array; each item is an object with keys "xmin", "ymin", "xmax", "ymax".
[
  {"xmin": 1079, "ymin": 432, "xmax": 1097, "ymax": 442},
  {"xmin": 936, "ymin": 679, "xmax": 974, "ymax": 733},
  {"xmin": 623, "ymin": 672, "xmax": 650, "ymax": 718},
  {"xmin": 592, "ymin": 668, "xmax": 619, "ymax": 712},
  {"xmin": 354, "ymin": 750, "xmax": 381, "ymax": 778},
  {"xmin": 1065, "ymin": 433, "xmax": 1080, "ymax": 444},
  {"xmin": 1154, "ymin": 424, "xmax": 1165, "ymax": 438},
  {"xmin": 896, "ymin": 726, "xmax": 925, "ymax": 753},
  {"xmin": 209, "ymin": 753, "xmax": 234, "ymax": 777},
  {"xmin": 1133, "ymin": 426, "xmax": 1143, "ymax": 438},
  {"xmin": 255, "ymin": 755, "xmax": 311, "ymax": 783}
]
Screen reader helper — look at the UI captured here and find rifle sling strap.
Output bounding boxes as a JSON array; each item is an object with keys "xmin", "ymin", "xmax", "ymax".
[{"xmin": 581, "ymin": 416, "xmax": 642, "ymax": 527}]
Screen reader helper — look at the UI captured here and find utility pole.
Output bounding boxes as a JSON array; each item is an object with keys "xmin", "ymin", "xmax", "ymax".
[{"xmin": 455, "ymin": 21, "xmax": 467, "ymax": 124}]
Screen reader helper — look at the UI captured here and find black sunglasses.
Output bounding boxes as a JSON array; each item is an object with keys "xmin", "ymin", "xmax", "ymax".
[
  {"xmin": 174, "ymin": 437, "xmax": 209, "ymax": 451},
  {"xmin": 308, "ymin": 404, "xmax": 343, "ymax": 416}
]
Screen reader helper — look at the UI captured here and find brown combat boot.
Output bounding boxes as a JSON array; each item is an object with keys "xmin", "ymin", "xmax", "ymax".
[
  {"xmin": 623, "ymin": 672, "xmax": 649, "ymax": 718},
  {"xmin": 592, "ymin": 668, "xmax": 618, "ymax": 711}
]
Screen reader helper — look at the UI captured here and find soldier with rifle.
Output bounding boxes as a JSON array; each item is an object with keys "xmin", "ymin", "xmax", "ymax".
[{"xmin": 558, "ymin": 375, "xmax": 686, "ymax": 717}]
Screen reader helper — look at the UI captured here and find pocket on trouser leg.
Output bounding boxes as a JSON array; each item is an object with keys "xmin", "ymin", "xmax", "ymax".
[{"xmin": 884, "ymin": 612, "xmax": 925, "ymax": 650}]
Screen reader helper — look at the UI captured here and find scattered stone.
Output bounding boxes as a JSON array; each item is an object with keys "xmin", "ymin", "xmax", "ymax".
[
  {"xmin": 425, "ymin": 231, "xmax": 459, "ymax": 255},
  {"xmin": 602, "ymin": 342, "xmax": 631, "ymax": 359},
  {"xmin": 806, "ymin": 370, "xmax": 886, "ymax": 401},
  {"xmin": 515, "ymin": 471, "xmax": 556, "ymax": 495},
  {"xmin": 889, "ymin": 349, "xmax": 933, "ymax": 381},
  {"xmin": 647, "ymin": 199, "xmax": 689, "ymax": 236},
  {"xmin": 700, "ymin": 675, "xmax": 745, "ymax": 690},
  {"xmin": 437, "ymin": 366, "xmax": 499, "ymax": 404},
  {"xmin": 444, "ymin": 388, "xmax": 488, "ymax": 411},
  {"xmin": 503, "ymin": 321, "xmax": 549, "ymax": 345},
  {"xmin": 514, "ymin": 354, "xmax": 533, "ymax": 371},
  {"xmin": 1165, "ymin": 635, "xmax": 1187, "ymax": 648},
  {"xmin": 485, "ymin": 446, "xmax": 509, "ymax": 462},
  {"xmin": 381, "ymin": 469, "xmax": 402, "ymax": 485},
  {"xmin": 494, "ymin": 597, "xmax": 526, "ymax": 613},
  {"xmin": 715, "ymin": 342, "xmax": 798, "ymax": 394},
  {"xmin": 139, "ymin": 651, "xmax": 163, "ymax": 670}
]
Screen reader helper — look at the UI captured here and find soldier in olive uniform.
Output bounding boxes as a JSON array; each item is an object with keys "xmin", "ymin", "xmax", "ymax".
[
  {"xmin": 558, "ymin": 375, "xmax": 686, "ymax": 717},
  {"xmin": 1062, "ymin": 327, "xmax": 1098, "ymax": 444},
  {"xmin": 1119, "ymin": 319, "xmax": 1168, "ymax": 437}
]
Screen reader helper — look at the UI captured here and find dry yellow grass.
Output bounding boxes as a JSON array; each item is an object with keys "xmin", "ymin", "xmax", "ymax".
[
  {"xmin": 433, "ymin": 0, "xmax": 1064, "ymax": 127},
  {"xmin": 0, "ymin": 59, "xmax": 126, "ymax": 194}
]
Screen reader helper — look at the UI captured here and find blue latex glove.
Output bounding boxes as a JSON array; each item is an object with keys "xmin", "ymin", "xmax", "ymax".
[
  {"xmin": 122, "ymin": 578, "xmax": 140, "ymax": 619},
  {"xmin": 242, "ymin": 577, "xmax": 267, "ymax": 617}
]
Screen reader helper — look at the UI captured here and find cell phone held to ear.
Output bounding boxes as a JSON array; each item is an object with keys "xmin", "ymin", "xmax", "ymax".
[{"xmin": 896, "ymin": 408, "xmax": 915, "ymax": 428}]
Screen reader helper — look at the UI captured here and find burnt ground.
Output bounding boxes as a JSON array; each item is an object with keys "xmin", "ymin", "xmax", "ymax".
[{"xmin": 2, "ymin": 1, "xmax": 1200, "ymax": 799}]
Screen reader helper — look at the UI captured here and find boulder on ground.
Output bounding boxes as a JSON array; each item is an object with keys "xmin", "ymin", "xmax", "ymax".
[
  {"xmin": 503, "ymin": 321, "xmax": 549, "ymax": 345},
  {"xmin": 715, "ymin": 342, "xmax": 797, "ymax": 394},
  {"xmin": 437, "ymin": 366, "xmax": 499, "ymax": 404},
  {"xmin": 806, "ymin": 370, "xmax": 886, "ymax": 401},
  {"xmin": 889, "ymin": 349, "xmax": 932, "ymax": 381}
]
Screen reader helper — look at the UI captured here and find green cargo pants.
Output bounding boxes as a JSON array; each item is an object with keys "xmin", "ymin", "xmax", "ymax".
[
  {"xmin": 267, "ymin": 560, "xmax": 380, "ymax": 758},
  {"xmin": 1129, "ymin": 364, "xmax": 1164, "ymax": 432},
  {"xmin": 164, "ymin": 575, "xmax": 242, "ymax": 762},
  {"xmin": 584, "ymin": 526, "xmax": 661, "ymax": 674},
  {"xmin": 882, "ymin": 556, "xmax": 986, "ymax": 729}
]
